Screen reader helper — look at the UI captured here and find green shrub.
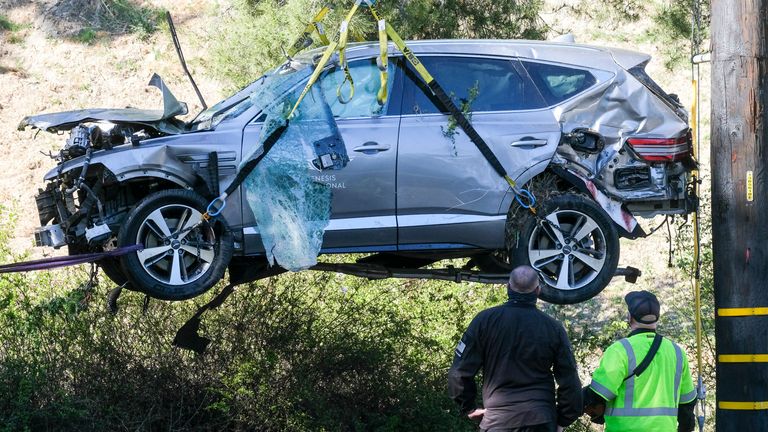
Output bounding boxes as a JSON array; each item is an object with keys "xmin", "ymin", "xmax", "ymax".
[
  {"xmin": 0, "ymin": 207, "xmax": 492, "ymax": 430},
  {"xmin": 209, "ymin": 0, "xmax": 546, "ymax": 91},
  {"xmin": 66, "ymin": 0, "xmax": 165, "ymax": 42},
  {"xmin": 0, "ymin": 15, "xmax": 19, "ymax": 32},
  {"xmin": 101, "ymin": 0, "xmax": 165, "ymax": 38},
  {"xmin": 646, "ymin": 0, "xmax": 710, "ymax": 69},
  {"xmin": 74, "ymin": 27, "xmax": 98, "ymax": 44}
]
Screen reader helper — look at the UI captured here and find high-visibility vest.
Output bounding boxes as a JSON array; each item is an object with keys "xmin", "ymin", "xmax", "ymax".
[{"xmin": 590, "ymin": 331, "xmax": 696, "ymax": 432}]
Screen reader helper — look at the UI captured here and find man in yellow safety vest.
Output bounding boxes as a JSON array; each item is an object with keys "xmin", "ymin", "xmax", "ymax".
[{"xmin": 585, "ymin": 290, "xmax": 697, "ymax": 432}]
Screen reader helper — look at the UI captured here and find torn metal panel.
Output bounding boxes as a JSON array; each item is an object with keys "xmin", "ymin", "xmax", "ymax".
[
  {"xmin": 552, "ymin": 63, "xmax": 689, "ymax": 202},
  {"xmin": 18, "ymin": 74, "xmax": 187, "ymax": 135}
]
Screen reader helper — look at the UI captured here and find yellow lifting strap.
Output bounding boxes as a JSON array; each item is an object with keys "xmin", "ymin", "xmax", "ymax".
[
  {"xmin": 287, "ymin": 0, "xmax": 363, "ymax": 118},
  {"xmin": 285, "ymin": 1, "xmax": 537, "ymax": 214},
  {"xmin": 336, "ymin": 0, "xmax": 363, "ymax": 104},
  {"xmin": 368, "ymin": 4, "xmax": 530, "ymax": 201},
  {"xmin": 288, "ymin": 0, "xmax": 372, "ymax": 118},
  {"xmin": 315, "ymin": 21, "xmax": 330, "ymax": 45},
  {"xmin": 691, "ymin": 75, "xmax": 703, "ymax": 379},
  {"xmin": 288, "ymin": 6, "xmax": 331, "ymax": 57},
  {"xmin": 375, "ymin": 18, "xmax": 388, "ymax": 105},
  {"xmin": 368, "ymin": 4, "xmax": 433, "ymax": 83}
]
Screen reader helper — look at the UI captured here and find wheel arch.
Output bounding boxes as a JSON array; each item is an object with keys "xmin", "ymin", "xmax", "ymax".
[
  {"xmin": 505, "ymin": 165, "xmax": 644, "ymax": 239},
  {"xmin": 117, "ymin": 188, "xmax": 235, "ymax": 300},
  {"xmin": 512, "ymin": 192, "xmax": 620, "ymax": 304}
]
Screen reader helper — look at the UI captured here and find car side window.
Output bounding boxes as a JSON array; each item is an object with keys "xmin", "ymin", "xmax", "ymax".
[
  {"xmin": 318, "ymin": 58, "xmax": 396, "ymax": 118},
  {"xmin": 522, "ymin": 61, "xmax": 597, "ymax": 105},
  {"xmin": 403, "ymin": 56, "xmax": 546, "ymax": 114}
]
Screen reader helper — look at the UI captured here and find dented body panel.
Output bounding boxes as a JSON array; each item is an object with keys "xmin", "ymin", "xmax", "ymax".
[{"xmin": 25, "ymin": 39, "xmax": 693, "ymax": 273}]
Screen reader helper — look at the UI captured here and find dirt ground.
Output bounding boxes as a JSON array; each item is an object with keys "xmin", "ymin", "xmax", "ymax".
[{"xmin": 0, "ymin": 0, "xmax": 225, "ymax": 252}]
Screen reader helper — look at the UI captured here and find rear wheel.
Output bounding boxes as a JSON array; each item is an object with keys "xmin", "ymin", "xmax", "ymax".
[
  {"xmin": 117, "ymin": 189, "xmax": 233, "ymax": 301},
  {"xmin": 512, "ymin": 194, "xmax": 619, "ymax": 304}
]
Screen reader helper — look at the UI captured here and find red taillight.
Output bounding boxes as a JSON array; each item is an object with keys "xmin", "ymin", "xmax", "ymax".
[{"xmin": 626, "ymin": 133, "xmax": 692, "ymax": 162}]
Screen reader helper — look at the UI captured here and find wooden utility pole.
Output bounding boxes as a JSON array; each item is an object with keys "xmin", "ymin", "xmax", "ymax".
[{"xmin": 711, "ymin": 0, "xmax": 768, "ymax": 429}]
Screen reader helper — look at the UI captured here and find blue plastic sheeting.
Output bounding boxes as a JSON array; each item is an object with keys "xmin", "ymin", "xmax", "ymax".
[{"xmin": 241, "ymin": 62, "xmax": 348, "ymax": 270}]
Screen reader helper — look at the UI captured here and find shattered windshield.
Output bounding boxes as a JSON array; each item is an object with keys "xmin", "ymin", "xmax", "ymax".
[
  {"xmin": 188, "ymin": 59, "xmax": 314, "ymax": 131},
  {"xmin": 242, "ymin": 70, "xmax": 350, "ymax": 270}
]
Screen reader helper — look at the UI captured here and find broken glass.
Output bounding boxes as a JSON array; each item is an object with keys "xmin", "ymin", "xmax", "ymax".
[{"xmin": 241, "ymin": 62, "xmax": 349, "ymax": 271}]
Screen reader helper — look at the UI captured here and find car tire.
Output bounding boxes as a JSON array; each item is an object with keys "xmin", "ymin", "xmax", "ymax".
[
  {"xmin": 511, "ymin": 193, "xmax": 619, "ymax": 304},
  {"xmin": 117, "ymin": 189, "xmax": 233, "ymax": 301}
]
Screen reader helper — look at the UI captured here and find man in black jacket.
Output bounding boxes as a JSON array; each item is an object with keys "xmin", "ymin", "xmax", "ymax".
[{"xmin": 448, "ymin": 265, "xmax": 582, "ymax": 431}]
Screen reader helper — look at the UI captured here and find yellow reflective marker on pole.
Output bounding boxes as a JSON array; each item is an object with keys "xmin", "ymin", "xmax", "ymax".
[
  {"xmin": 719, "ymin": 354, "xmax": 768, "ymax": 363},
  {"xmin": 718, "ymin": 307, "xmax": 768, "ymax": 316},
  {"xmin": 719, "ymin": 401, "xmax": 768, "ymax": 410}
]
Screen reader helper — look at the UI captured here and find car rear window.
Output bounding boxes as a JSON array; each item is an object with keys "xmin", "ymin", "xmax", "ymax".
[
  {"xmin": 403, "ymin": 56, "xmax": 547, "ymax": 114},
  {"xmin": 522, "ymin": 61, "xmax": 597, "ymax": 105}
]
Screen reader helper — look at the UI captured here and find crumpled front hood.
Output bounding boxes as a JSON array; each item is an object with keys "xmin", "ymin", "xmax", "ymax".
[{"xmin": 18, "ymin": 74, "xmax": 188, "ymax": 135}]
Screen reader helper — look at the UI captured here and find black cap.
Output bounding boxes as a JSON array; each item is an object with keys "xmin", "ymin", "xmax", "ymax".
[{"xmin": 625, "ymin": 290, "xmax": 660, "ymax": 324}]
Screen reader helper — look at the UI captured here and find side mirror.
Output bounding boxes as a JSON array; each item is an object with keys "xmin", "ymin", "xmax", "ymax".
[{"xmin": 560, "ymin": 128, "xmax": 605, "ymax": 154}]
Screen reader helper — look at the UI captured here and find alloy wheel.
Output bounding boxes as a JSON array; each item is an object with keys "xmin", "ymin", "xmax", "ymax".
[
  {"xmin": 134, "ymin": 204, "xmax": 216, "ymax": 285},
  {"xmin": 527, "ymin": 209, "xmax": 607, "ymax": 291}
]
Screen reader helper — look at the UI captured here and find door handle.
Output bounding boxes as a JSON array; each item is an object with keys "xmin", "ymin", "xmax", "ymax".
[
  {"xmin": 353, "ymin": 142, "xmax": 391, "ymax": 153},
  {"xmin": 510, "ymin": 139, "xmax": 548, "ymax": 148}
]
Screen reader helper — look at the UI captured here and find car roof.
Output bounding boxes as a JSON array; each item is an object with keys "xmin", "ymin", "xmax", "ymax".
[{"xmin": 331, "ymin": 39, "xmax": 650, "ymax": 71}]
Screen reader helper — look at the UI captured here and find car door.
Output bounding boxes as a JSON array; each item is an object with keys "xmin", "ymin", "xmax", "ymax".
[
  {"xmin": 241, "ymin": 57, "xmax": 401, "ymax": 254},
  {"xmin": 396, "ymin": 55, "xmax": 561, "ymax": 250}
]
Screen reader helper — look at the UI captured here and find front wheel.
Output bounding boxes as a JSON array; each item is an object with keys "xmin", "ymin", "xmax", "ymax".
[
  {"xmin": 511, "ymin": 194, "xmax": 619, "ymax": 304},
  {"xmin": 117, "ymin": 189, "xmax": 233, "ymax": 301}
]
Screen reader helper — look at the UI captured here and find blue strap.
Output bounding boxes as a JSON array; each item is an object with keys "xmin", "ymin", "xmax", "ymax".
[
  {"xmin": 206, "ymin": 196, "xmax": 227, "ymax": 217},
  {"xmin": 514, "ymin": 189, "xmax": 536, "ymax": 209}
]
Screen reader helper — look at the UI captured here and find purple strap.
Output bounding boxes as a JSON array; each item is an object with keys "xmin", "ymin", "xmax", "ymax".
[{"xmin": 0, "ymin": 244, "xmax": 143, "ymax": 273}]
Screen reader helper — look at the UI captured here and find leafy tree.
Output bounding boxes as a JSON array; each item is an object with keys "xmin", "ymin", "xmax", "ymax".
[{"xmin": 210, "ymin": 0, "xmax": 546, "ymax": 90}]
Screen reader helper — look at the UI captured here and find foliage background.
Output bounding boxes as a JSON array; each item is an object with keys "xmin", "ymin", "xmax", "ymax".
[{"xmin": 0, "ymin": 0, "xmax": 713, "ymax": 430}]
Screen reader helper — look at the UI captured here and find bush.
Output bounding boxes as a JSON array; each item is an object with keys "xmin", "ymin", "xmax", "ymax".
[
  {"xmin": 0, "ymin": 202, "xmax": 712, "ymax": 431},
  {"xmin": 0, "ymin": 216, "xmax": 498, "ymax": 430},
  {"xmin": 0, "ymin": 15, "xmax": 20, "ymax": 32},
  {"xmin": 209, "ymin": 0, "xmax": 546, "ymax": 91},
  {"xmin": 643, "ymin": 0, "xmax": 710, "ymax": 69}
]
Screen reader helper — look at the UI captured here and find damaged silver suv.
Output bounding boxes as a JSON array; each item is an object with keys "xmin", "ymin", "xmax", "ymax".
[{"xmin": 22, "ymin": 40, "xmax": 694, "ymax": 304}]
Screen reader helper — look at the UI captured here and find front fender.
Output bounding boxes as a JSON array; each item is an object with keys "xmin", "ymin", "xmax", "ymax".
[{"xmin": 44, "ymin": 144, "xmax": 198, "ymax": 187}]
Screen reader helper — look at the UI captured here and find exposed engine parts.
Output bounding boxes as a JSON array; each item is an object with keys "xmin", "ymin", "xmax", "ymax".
[
  {"xmin": 58, "ymin": 123, "xmax": 151, "ymax": 162},
  {"xmin": 34, "ymin": 122, "xmax": 159, "ymax": 250}
]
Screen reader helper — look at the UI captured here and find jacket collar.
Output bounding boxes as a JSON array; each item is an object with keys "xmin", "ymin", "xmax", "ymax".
[
  {"xmin": 628, "ymin": 327, "xmax": 656, "ymax": 337},
  {"xmin": 506, "ymin": 289, "xmax": 539, "ymax": 306}
]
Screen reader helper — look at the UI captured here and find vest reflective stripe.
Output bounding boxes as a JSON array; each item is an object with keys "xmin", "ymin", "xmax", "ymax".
[
  {"xmin": 680, "ymin": 389, "xmax": 697, "ymax": 403},
  {"xmin": 673, "ymin": 342, "xmax": 683, "ymax": 403},
  {"xmin": 605, "ymin": 407, "xmax": 679, "ymax": 416},
  {"xmin": 619, "ymin": 338, "xmax": 636, "ymax": 409},
  {"xmin": 590, "ymin": 379, "xmax": 617, "ymax": 400}
]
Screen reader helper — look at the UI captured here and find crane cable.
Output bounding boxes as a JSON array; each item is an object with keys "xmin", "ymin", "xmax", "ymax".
[{"xmin": 690, "ymin": 0, "xmax": 707, "ymax": 429}]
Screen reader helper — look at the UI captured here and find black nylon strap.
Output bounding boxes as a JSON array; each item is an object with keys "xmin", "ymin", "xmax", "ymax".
[
  {"xmin": 172, "ymin": 282, "xmax": 237, "ymax": 354},
  {"xmin": 624, "ymin": 334, "xmax": 664, "ymax": 381},
  {"xmin": 425, "ymin": 81, "xmax": 509, "ymax": 179},
  {"xmin": 222, "ymin": 122, "xmax": 289, "ymax": 198}
]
